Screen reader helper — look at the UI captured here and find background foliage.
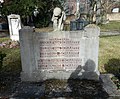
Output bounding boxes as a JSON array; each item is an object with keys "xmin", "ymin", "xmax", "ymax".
[{"xmin": 1, "ymin": 0, "xmax": 61, "ymax": 27}]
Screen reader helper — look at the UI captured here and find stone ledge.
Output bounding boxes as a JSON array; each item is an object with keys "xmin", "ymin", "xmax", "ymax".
[{"xmin": 21, "ymin": 70, "xmax": 99, "ymax": 82}]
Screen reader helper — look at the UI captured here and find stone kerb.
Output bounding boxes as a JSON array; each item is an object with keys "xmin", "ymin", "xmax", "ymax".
[{"xmin": 20, "ymin": 25, "xmax": 100, "ymax": 82}]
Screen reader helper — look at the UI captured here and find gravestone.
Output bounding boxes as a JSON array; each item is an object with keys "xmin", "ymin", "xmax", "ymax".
[
  {"xmin": 20, "ymin": 24, "xmax": 100, "ymax": 82},
  {"xmin": 7, "ymin": 14, "xmax": 22, "ymax": 41}
]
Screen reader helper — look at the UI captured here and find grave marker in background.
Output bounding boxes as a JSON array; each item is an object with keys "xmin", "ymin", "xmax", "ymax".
[{"xmin": 8, "ymin": 14, "xmax": 21, "ymax": 41}]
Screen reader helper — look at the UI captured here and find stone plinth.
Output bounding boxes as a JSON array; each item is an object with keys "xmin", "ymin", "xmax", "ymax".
[{"xmin": 20, "ymin": 24, "xmax": 100, "ymax": 81}]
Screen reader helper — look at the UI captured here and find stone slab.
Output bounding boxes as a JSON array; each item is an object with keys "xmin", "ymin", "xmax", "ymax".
[
  {"xmin": 20, "ymin": 25, "xmax": 100, "ymax": 81},
  {"xmin": 0, "ymin": 74, "xmax": 119, "ymax": 99}
]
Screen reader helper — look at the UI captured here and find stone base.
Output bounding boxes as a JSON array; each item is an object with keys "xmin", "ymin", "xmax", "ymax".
[
  {"xmin": 10, "ymin": 35, "xmax": 19, "ymax": 41},
  {"xmin": 21, "ymin": 70, "xmax": 100, "ymax": 82},
  {"xmin": 100, "ymin": 74, "xmax": 120, "ymax": 98}
]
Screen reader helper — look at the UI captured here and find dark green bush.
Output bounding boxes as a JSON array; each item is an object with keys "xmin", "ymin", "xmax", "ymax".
[
  {"xmin": 112, "ymin": 76, "xmax": 120, "ymax": 89},
  {"xmin": 2, "ymin": 49, "xmax": 21, "ymax": 73},
  {"xmin": 0, "ymin": 51, "xmax": 6, "ymax": 69},
  {"xmin": 105, "ymin": 58, "xmax": 120, "ymax": 76}
]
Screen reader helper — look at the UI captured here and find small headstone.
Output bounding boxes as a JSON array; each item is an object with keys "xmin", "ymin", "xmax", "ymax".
[{"xmin": 7, "ymin": 14, "xmax": 22, "ymax": 41}]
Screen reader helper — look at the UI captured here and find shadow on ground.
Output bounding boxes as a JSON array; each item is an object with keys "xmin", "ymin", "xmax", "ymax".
[
  {"xmin": 45, "ymin": 60, "xmax": 109, "ymax": 98},
  {"xmin": 67, "ymin": 65, "xmax": 109, "ymax": 98}
]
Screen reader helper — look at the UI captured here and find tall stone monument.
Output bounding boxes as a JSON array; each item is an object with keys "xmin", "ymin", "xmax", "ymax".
[
  {"xmin": 8, "ymin": 14, "xmax": 22, "ymax": 41},
  {"xmin": 20, "ymin": 24, "xmax": 100, "ymax": 82}
]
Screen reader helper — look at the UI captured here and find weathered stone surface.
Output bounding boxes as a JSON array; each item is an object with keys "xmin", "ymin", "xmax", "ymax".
[
  {"xmin": 100, "ymin": 74, "xmax": 120, "ymax": 98},
  {"xmin": 20, "ymin": 25, "xmax": 100, "ymax": 81}
]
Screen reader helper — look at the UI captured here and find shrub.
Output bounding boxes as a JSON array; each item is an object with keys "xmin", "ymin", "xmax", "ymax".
[
  {"xmin": 105, "ymin": 58, "xmax": 120, "ymax": 76},
  {"xmin": 2, "ymin": 49, "xmax": 21, "ymax": 74},
  {"xmin": 0, "ymin": 51, "xmax": 6, "ymax": 69},
  {"xmin": 111, "ymin": 76, "xmax": 120, "ymax": 89}
]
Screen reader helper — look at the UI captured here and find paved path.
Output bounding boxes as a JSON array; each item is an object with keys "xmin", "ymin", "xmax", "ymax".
[{"xmin": 100, "ymin": 31, "xmax": 120, "ymax": 36}]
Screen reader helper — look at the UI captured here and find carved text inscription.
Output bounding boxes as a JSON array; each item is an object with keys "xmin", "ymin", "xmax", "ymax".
[{"xmin": 37, "ymin": 38, "xmax": 82, "ymax": 70}]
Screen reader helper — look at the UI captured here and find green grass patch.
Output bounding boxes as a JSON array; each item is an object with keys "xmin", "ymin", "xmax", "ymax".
[
  {"xmin": 99, "ymin": 35, "xmax": 120, "ymax": 74},
  {"xmin": 0, "ymin": 48, "xmax": 21, "ymax": 74},
  {"xmin": 0, "ymin": 38, "xmax": 21, "ymax": 74},
  {"xmin": 99, "ymin": 21, "xmax": 120, "ymax": 32},
  {"xmin": 0, "ymin": 37, "xmax": 10, "ymax": 43}
]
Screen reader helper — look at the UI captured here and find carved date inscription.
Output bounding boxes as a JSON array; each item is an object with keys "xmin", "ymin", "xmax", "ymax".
[
  {"xmin": 38, "ymin": 58, "xmax": 82, "ymax": 70},
  {"xmin": 37, "ymin": 38, "xmax": 81, "ymax": 70}
]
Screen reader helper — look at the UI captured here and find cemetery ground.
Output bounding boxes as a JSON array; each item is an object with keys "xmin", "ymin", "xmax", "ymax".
[
  {"xmin": 0, "ymin": 34, "xmax": 120, "ymax": 98},
  {"xmin": 0, "ymin": 21, "xmax": 120, "ymax": 98},
  {"xmin": 99, "ymin": 21, "xmax": 120, "ymax": 32}
]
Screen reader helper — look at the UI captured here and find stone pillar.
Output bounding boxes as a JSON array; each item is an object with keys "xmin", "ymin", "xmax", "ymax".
[
  {"xmin": 83, "ymin": 24, "xmax": 100, "ymax": 79},
  {"xmin": 20, "ymin": 27, "xmax": 36, "ymax": 81}
]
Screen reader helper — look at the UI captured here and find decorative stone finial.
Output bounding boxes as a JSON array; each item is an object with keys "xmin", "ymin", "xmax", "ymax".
[{"xmin": 51, "ymin": 7, "xmax": 66, "ymax": 31}]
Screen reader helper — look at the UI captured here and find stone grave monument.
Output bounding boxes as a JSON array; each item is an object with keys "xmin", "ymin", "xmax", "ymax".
[
  {"xmin": 8, "ymin": 14, "xmax": 22, "ymax": 41},
  {"xmin": 51, "ymin": 7, "xmax": 66, "ymax": 31},
  {"xmin": 20, "ymin": 24, "xmax": 100, "ymax": 82}
]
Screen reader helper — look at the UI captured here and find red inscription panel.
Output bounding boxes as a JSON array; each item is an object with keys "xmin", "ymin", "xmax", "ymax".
[{"xmin": 37, "ymin": 38, "xmax": 81, "ymax": 70}]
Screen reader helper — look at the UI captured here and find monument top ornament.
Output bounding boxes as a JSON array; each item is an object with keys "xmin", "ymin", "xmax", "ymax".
[
  {"xmin": 53, "ymin": 7, "xmax": 62, "ymax": 16},
  {"xmin": 51, "ymin": 7, "xmax": 66, "ymax": 31},
  {"xmin": 0, "ymin": 0, "xmax": 4, "ymax": 3}
]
